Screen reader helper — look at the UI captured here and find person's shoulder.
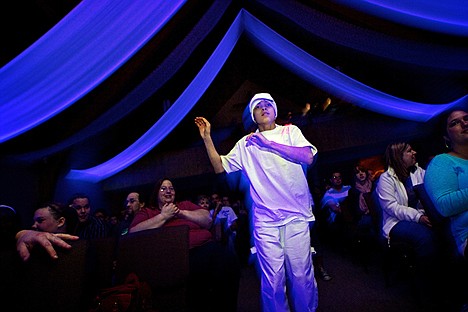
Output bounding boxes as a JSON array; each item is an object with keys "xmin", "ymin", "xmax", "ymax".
[
  {"xmin": 279, "ymin": 124, "xmax": 301, "ymax": 133},
  {"xmin": 433, "ymin": 153, "xmax": 462, "ymax": 163},
  {"xmin": 375, "ymin": 170, "xmax": 390, "ymax": 186},
  {"xmin": 428, "ymin": 153, "xmax": 466, "ymax": 170},
  {"xmin": 179, "ymin": 200, "xmax": 206, "ymax": 210},
  {"xmin": 88, "ymin": 214, "xmax": 105, "ymax": 225}
]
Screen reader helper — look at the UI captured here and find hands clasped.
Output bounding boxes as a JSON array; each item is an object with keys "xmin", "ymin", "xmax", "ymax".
[{"xmin": 161, "ymin": 203, "xmax": 180, "ymax": 219}]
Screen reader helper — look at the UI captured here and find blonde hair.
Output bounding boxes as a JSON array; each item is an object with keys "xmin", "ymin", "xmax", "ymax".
[{"xmin": 384, "ymin": 142, "xmax": 411, "ymax": 182}]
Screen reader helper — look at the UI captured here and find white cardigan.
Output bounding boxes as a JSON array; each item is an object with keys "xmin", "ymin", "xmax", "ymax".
[{"xmin": 376, "ymin": 165, "xmax": 426, "ymax": 239}]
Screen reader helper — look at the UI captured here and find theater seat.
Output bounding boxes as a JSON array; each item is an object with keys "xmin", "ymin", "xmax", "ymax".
[
  {"xmin": 364, "ymin": 190, "xmax": 416, "ymax": 287},
  {"xmin": 12, "ymin": 239, "xmax": 92, "ymax": 312},
  {"xmin": 114, "ymin": 226, "xmax": 190, "ymax": 312}
]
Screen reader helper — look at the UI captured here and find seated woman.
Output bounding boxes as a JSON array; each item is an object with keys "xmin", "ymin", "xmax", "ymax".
[
  {"xmin": 376, "ymin": 142, "xmax": 442, "ymax": 310},
  {"xmin": 425, "ymin": 109, "xmax": 468, "ymax": 259},
  {"xmin": 31, "ymin": 202, "xmax": 78, "ymax": 234},
  {"xmin": 129, "ymin": 178, "xmax": 240, "ymax": 312},
  {"xmin": 424, "ymin": 109, "xmax": 468, "ymax": 309},
  {"xmin": 15, "ymin": 202, "xmax": 81, "ymax": 261},
  {"xmin": 348, "ymin": 165, "xmax": 376, "ymax": 244}
]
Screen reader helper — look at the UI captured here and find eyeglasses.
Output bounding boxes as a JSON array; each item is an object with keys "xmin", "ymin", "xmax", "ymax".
[
  {"xmin": 448, "ymin": 115, "xmax": 468, "ymax": 128},
  {"xmin": 160, "ymin": 186, "xmax": 175, "ymax": 192},
  {"xmin": 332, "ymin": 175, "xmax": 342, "ymax": 179}
]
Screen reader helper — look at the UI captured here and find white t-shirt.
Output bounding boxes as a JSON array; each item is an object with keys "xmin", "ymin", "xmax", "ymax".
[
  {"xmin": 211, "ymin": 206, "xmax": 238, "ymax": 229},
  {"xmin": 221, "ymin": 124, "xmax": 317, "ymax": 226}
]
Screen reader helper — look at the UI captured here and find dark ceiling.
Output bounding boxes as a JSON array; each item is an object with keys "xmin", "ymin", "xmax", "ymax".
[{"xmin": 1, "ymin": 0, "xmax": 467, "ymax": 199}]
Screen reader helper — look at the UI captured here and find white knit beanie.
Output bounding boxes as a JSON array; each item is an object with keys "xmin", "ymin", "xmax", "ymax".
[{"xmin": 249, "ymin": 93, "xmax": 277, "ymax": 123}]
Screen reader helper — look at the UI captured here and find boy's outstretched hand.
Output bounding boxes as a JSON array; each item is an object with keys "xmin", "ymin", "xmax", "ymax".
[{"xmin": 194, "ymin": 117, "xmax": 211, "ymax": 139}]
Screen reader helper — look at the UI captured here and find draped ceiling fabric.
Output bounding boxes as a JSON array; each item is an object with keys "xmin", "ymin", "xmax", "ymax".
[
  {"xmin": 333, "ymin": 0, "xmax": 468, "ymax": 36},
  {"xmin": 0, "ymin": 0, "xmax": 186, "ymax": 143},
  {"xmin": 1, "ymin": 0, "xmax": 467, "ymax": 183},
  {"xmin": 13, "ymin": 0, "xmax": 232, "ymax": 162}
]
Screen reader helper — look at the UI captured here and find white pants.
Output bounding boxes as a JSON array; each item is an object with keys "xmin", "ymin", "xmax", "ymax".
[{"xmin": 254, "ymin": 220, "xmax": 318, "ymax": 312}]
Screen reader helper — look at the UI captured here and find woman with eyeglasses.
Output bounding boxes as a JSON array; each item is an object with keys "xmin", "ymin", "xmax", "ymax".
[
  {"xmin": 129, "ymin": 178, "xmax": 240, "ymax": 312},
  {"xmin": 129, "ymin": 178, "xmax": 212, "ymax": 244},
  {"xmin": 425, "ymin": 109, "xmax": 468, "ymax": 259},
  {"xmin": 376, "ymin": 141, "xmax": 442, "ymax": 310}
]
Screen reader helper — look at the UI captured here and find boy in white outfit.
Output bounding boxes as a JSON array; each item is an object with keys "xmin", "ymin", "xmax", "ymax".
[{"xmin": 195, "ymin": 92, "xmax": 318, "ymax": 311}]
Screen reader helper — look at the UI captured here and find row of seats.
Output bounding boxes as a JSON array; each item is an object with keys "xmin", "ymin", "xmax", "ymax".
[
  {"xmin": 364, "ymin": 184, "xmax": 468, "ymax": 309},
  {"xmin": 0, "ymin": 226, "xmax": 190, "ymax": 312}
]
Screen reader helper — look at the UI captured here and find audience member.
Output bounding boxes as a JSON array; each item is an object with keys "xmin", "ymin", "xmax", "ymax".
[
  {"xmin": 425, "ymin": 109, "xmax": 468, "ymax": 259},
  {"xmin": 94, "ymin": 208, "xmax": 109, "ymax": 223},
  {"xmin": 349, "ymin": 165, "xmax": 375, "ymax": 240},
  {"xmin": 212, "ymin": 195, "xmax": 238, "ymax": 244},
  {"xmin": 15, "ymin": 193, "xmax": 109, "ymax": 261},
  {"xmin": 31, "ymin": 202, "xmax": 78, "ymax": 234},
  {"xmin": 320, "ymin": 171, "xmax": 354, "ymax": 247},
  {"xmin": 195, "ymin": 194, "xmax": 210, "ymax": 210},
  {"xmin": 376, "ymin": 142, "xmax": 442, "ymax": 310},
  {"xmin": 116, "ymin": 192, "xmax": 145, "ymax": 236},
  {"xmin": 70, "ymin": 193, "xmax": 110, "ymax": 239},
  {"xmin": 210, "ymin": 192, "xmax": 221, "ymax": 211},
  {"xmin": 129, "ymin": 178, "xmax": 240, "ymax": 312},
  {"xmin": 15, "ymin": 230, "xmax": 79, "ymax": 262},
  {"xmin": 195, "ymin": 92, "xmax": 318, "ymax": 311},
  {"xmin": 425, "ymin": 109, "xmax": 468, "ymax": 309}
]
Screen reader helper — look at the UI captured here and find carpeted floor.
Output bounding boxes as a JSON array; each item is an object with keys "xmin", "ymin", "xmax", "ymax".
[{"xmin": 236, "ymin": 242, "xmax": 456, "ymax": 312}]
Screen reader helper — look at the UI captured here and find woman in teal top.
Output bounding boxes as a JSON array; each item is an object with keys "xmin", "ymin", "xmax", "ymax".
[{"xmin": 425, "ymin": 109, "xmax": 468, "ymax": 258}]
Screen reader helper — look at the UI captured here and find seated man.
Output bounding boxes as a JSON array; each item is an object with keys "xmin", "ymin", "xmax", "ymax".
[
  {"xmin": 320, "ymin": 171, "xmax": 354, "ymax": 247},
  {"xmin": 210, "ymin": 194, "xmax": 238, "ymax": 246}
]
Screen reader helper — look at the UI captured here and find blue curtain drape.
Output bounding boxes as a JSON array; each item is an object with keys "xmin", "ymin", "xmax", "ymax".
[
  {"xmin": 67, "ymin": 9, "xmax": 467, "ymax": 182},
  {"xmin": 0, "ymin": 0, "xmax": 186, "ymax": 143},
  {"xmin": 1, "ymin": 0, "xmax": 467, "ymax": 183}
]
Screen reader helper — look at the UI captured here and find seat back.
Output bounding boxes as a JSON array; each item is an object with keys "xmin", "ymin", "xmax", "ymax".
[
  {"xmin": 13, "ymin": 239, "xmax": 92, "ymax": 312},
  {"xmin": 414, "ymin": 183, "xmax": 459, "ymax": 261},
  {"xmin": 363, "ymin": 190, "xmax": 383, "ymax": 240},
  {"xmin": 115, "ymin": 226, "xmax": 190, "ymax": 312},
  {"xmin": 88, "ymin": 235, "xmax": 119, "ymax": 290},
  {"xmin": 413, "ymin": 183, "xmax": 445, "ymax": 226}
]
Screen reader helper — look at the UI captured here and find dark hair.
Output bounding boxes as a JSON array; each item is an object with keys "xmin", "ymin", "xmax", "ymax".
[
  {"xmin": 125, "ymin": 191, "xmax": 146, "ymax": 207},
  {"xmin": 353, "ymin": 165, "xmax": 368, "ymax": 175},
  {"xmin": 329, "ymin": 170, "xmax": 342, "ymax": 178},
  {"xmin": 68, "ymin": 193, "xmax": 90, "ymax": 205},
  {"xmin": 149, "ymin": 178, "xmax": 173, "ymax": 208},
  {"xmin": 435, "ymin": 110, "xmax": 452, "ymax": 138},
  {"xmin": 39, "ymin": 202, "xmax": 79, "ymax": 234},
  {"xmin": 196, "ymin": 194, "xmax": 209, "ymax": 204},
  {"xmin": 435, "ymin": 109, "xmax": 468, "ymax": 150},
  {"xmin": 384, "ymin": 142, "xmax": 411, "ymax": 182},
  {"xmin": 43, "ymin": 202, "xmax": 65, "ymax": 221}
]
